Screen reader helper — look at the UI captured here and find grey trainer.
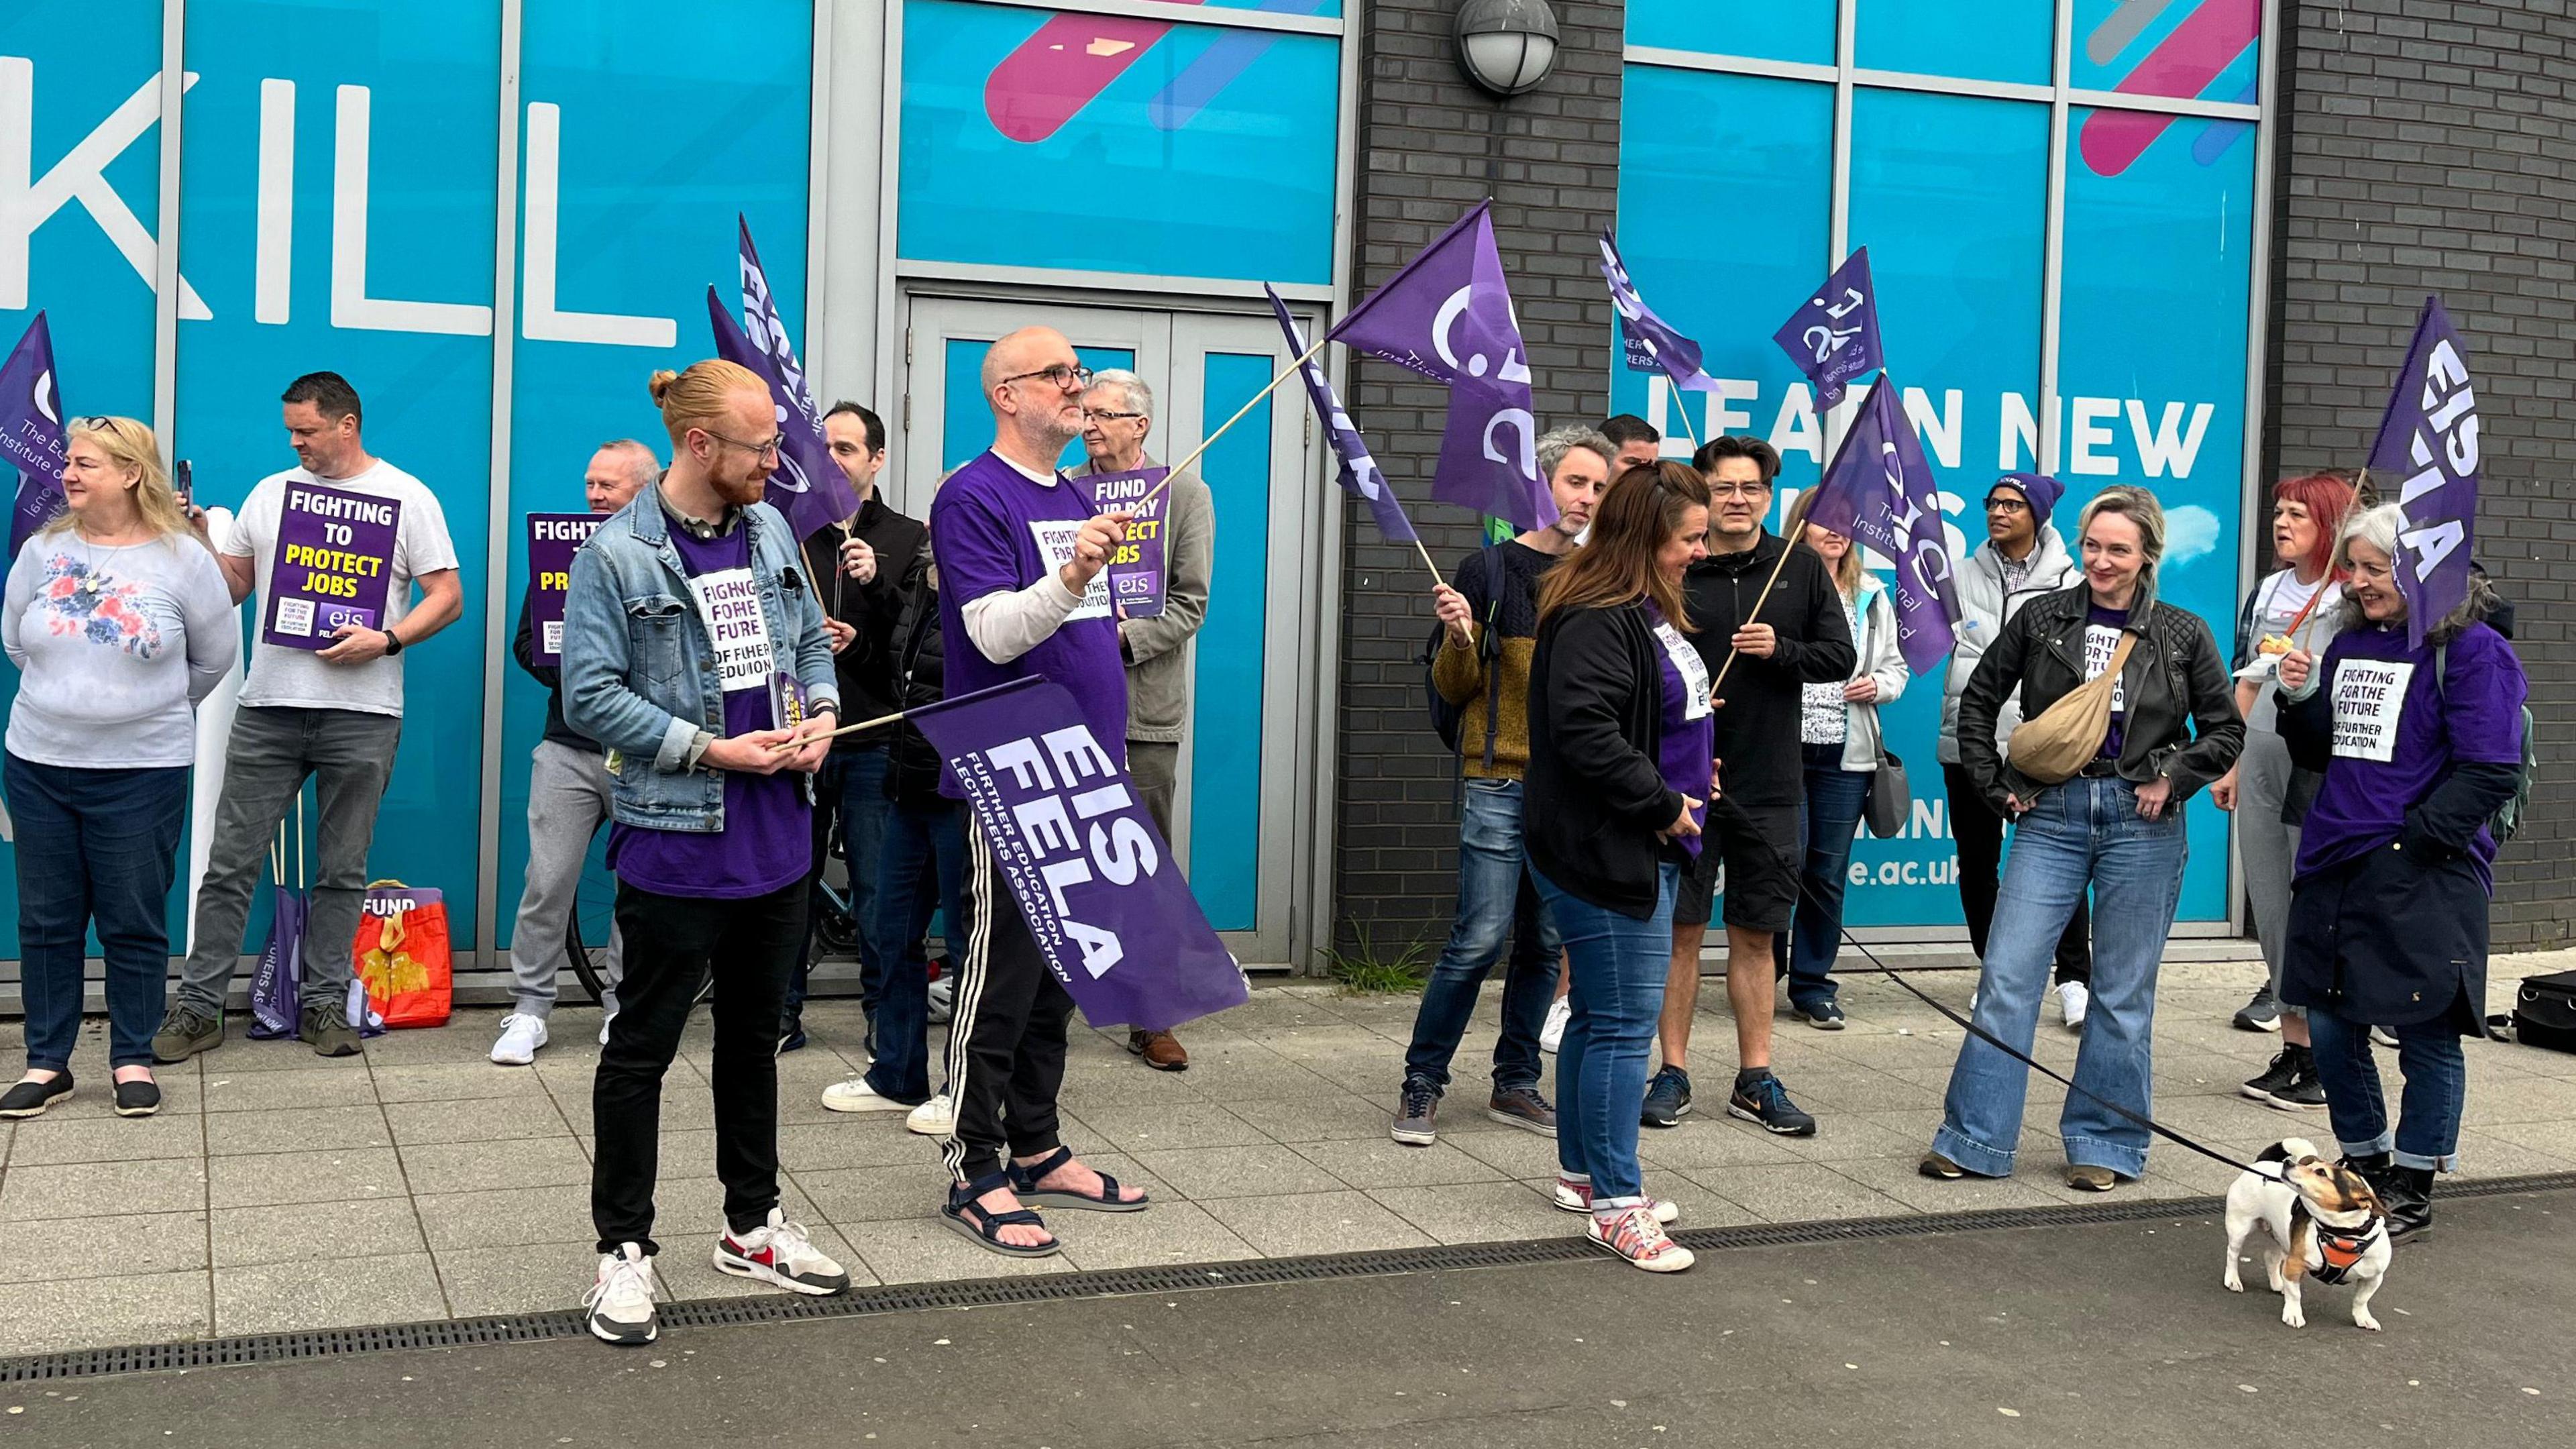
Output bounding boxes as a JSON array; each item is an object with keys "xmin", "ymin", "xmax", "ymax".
[
  {"xmin": 1391, "ymin": 1077, "xmax": 1440, "ymax": 1146},
  {"xmin": 301, "ymin": 1004, "xmax": 362, "ymax": 1058},
  {"xmin": 151, "ymin": 1005, "xmax": 224, "ymax": 1063},
  {"xmin": 1485, "ymin": 1084, "xmax": 1557, "ymax": 1137}
]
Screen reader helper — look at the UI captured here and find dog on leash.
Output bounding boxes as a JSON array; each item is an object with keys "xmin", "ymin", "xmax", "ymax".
[{"xmin": 2222, "ymin": 1138, "xmax": 2393, "ymax": 1330}]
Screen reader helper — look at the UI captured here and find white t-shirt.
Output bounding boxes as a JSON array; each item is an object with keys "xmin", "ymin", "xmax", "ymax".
[{"xmin": 223, "ymin": 460, "xmax": 460, "ymax": 716}]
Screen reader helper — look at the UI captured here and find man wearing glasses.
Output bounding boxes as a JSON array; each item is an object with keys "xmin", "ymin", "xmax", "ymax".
[
  {"xmin": 1940, "ymin": 472, "xmax": 2092, "ymax": 1027},
  {"xmin": 926, "ymin": 328, "xmax": 1149, "ymax": 1258},
  {"xmin": 1070, "ymin": 369, "xmax": 1214, "ymax": 1073},
  {"xmin": 1654, "ymin": 435, "xmax": 1854, "ymax": 1138}
]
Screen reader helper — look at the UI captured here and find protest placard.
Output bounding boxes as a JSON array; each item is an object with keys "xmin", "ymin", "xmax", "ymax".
[
  {"xmin": 263, "ymin": 482, "xmax": 401, "ymax": 650},
  {"xmin": 525, "ymin": 513, "xmax": 600, "ymax": 667},
  {"xmin": 1079, "ymin": 467, "xmax": 1169, "ymax": 619}
]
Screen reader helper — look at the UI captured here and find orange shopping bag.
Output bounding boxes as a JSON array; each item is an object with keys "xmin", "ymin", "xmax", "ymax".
[{"xmin": 352, "ymin": 879, "xmax": 453, "ymax": 1028}]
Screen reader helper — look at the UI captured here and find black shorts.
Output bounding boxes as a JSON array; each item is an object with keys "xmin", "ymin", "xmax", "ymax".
[{"xmin": 1673, "ymin": 797, "xmax": 1801, "ymax": 934}]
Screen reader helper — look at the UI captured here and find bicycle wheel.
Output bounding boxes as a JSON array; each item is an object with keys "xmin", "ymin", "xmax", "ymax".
[{"xmin": 565, "ymin": 826, "xmax": 616, "ymax": 1005}]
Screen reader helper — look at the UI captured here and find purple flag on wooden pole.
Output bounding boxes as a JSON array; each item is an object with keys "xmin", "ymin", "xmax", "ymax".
[
  {"xmin": 910, "ymin": 676, "xmax": 1249, "ymax": 1034},
  {"xmin": 2365, "ymin": 295, "xmax": 2482, "ymax": 651},
  {"xmin": 1806, "ymin": 378, "xmax": 1960, "ymax": 677},
  {"xmin": 1327, "ymin": 202, "xmax": 1551, "ymax": 531},
  {"xmin": 1267, "ymin": 285, "xmax": 1417, "ymax": 544},
  {"xmin": 1599, "ymin": 229, "xmax": 1720, "ymax": 396},
  {"xmin": 3, "ymin": 311, "xmax": 69, "ymax": 560},
  {"xmin": 1772, "ymin": 248, "xmax": 1886, "ymax": 411},
  {"xmin": 704, "ymin": 217, "xmax": 860, "ymax": 539}
]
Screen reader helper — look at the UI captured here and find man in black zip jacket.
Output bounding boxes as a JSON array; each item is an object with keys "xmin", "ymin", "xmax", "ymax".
[
  {"xmin": 1653, "ymin": 436, "xmax": 1854, "ymax": 1138},
  {"xmin": 782, "ymin": 402, "xmax": 927, "ymax": 1053}
]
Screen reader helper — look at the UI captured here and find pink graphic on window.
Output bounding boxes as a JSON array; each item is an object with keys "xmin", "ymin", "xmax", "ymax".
[
  {"xmin": 981, "ymin": 0, "xmax": 1326, "ymax": 143},
  {"xmin": 2078, "ymin": 0, "xmax": 2261, "ymax": 176}
]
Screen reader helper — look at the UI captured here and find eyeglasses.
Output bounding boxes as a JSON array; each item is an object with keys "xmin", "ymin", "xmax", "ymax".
[
  {"xmin": 701, "ymin": 429, "xmax": 782, "ymax": 461},
  {"xmin": 1083, "ymin": 409, "xmax": 1144, "ymax": 423},
  {"xmin": 1709, "ymin": 482, "xmax": 1772, "ymax": 500},
  {"xmin": 1984, "ymin": 496, "xmax": 2030, "ymax": 515},
  {"xmin": 1001, "ymin": 364, "xmax": 1095, "ymax": 392}
]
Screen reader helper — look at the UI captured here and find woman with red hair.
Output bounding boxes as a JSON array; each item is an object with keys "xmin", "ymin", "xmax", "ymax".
[{"xmin": 2212, "ymin": 470, "xmax": 2357, "ymax": 1102}]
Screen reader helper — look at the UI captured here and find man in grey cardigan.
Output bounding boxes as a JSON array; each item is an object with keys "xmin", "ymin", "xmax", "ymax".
[{"xmin": 1074, "ymin": 370, "xmax": 1214, "ymax": 1071}]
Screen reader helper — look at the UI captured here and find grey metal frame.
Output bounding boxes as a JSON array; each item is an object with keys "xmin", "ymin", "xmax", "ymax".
[{"xmin": 1625, "ymin": 0, "xmax": 2276, "ymax": 943}]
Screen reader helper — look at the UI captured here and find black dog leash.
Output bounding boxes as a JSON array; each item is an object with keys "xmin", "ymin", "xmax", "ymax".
[{"xmin": 1800, "ymin": 885, "xmax": 2268, "ymax": 1178}]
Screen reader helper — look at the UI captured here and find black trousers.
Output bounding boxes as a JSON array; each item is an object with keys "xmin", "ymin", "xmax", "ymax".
[
  {"xmin": 939, "ymin": 816, "xmax": 1074, "ymax": 1185},
  {"xmin": 1943, "ymin": 762, "xmax": 2091, "ymax": 985},
  {"xmin": 591, "ymin": 879, "xmax": 805, "ymax": 1254}
]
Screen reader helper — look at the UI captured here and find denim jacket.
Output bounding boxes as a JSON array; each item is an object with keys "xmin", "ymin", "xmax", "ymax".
[{"xmin": 559, "ymin": 481, "xmax": 841, "ymax": 831}]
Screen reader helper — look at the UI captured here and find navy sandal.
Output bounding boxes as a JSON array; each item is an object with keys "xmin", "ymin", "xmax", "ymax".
[
  {"xmin": 1007, "ymin": 1146, "xmax": 1150, "ymax": 1214},
  {"xmin": 940, "ymin": 1171, "xmax": 1061, "ymax": 1258}
]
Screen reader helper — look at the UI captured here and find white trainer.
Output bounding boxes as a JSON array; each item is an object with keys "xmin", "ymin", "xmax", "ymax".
[
  {"xmin": 713, "ymin": 1208, "xmax": 849, "ymax": 1295},
  {"xmin": 821, "ymin": 1076, "xmax": 912, "ymax": 1114},
  {"xmin": 906, "ymin": 1092, "xmax": 955, "ymax": 1137},
  {"xmin": 926, "ymin": 977, "xmax": 955, "ymax": 1025},
  {"xmin": 598, "ymin": 1012, "xmax": 616, "ymax": 1047},
  {"xmin": 2057, "ymin": 981, "xmax": 2090, "ymax": 1032},
  {"xmin": 584, "ymin": 1243, "xmax": 660, "ymax": 1346},
  {"xmin": 490, "ymin": 1013, "xmax": 548, "ymax": 1066},
  {"xmin": 1552, "ymin": 1178, "xmax": 1678, "ymax": 1223},
  {"xmin": 1539, "ymin": 997, "xmax": 1571, "ymax": 1055}
]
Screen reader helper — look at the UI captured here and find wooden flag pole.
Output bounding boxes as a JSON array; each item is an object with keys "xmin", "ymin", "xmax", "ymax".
[
  {"xmin": 1666, "ymin": 385, "xmax": 1701, "ymax": 449},
  {"xmin": 767, "ymin": 706, "xmax": 908, "ymax": 753},
  {"xmin": 1706, "ymin": 487, "xmax": 1825, "ymax": 696},
  {"xmin": 1124, "ymin": 337, "xmax": 1330, "ymax": 515}
]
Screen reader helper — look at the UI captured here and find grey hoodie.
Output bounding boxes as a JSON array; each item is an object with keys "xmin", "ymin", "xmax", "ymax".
[{"xmin": 1938, "ymin": 524, "xmax": 2079, "ymax": 765}]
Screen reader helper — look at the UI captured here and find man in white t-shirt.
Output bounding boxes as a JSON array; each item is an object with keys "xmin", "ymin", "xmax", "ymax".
[{"xmin": 154, "ymin": 372, "xmax": 464, "ymax": 1060}]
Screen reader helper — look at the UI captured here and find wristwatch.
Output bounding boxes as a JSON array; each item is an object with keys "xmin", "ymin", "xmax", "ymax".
[{"xmin": 382, "ymin": 629, "xmax": 405, "ymax": 657}]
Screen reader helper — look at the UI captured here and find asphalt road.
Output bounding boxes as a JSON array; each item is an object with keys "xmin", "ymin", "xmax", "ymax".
[{"xmin": 13, "ymin": 1188, "xmax": 2571, "ymax": 1448}]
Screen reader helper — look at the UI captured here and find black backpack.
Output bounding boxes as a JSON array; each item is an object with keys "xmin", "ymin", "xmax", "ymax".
[{"xmin": 1422, "ymin": 546, "xmax": 1505, "ymax": 767}]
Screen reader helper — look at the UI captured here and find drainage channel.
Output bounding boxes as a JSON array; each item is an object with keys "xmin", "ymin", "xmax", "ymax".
[{"xmin": 9, "ymin": 1170, "xmax": 2571, "ymax": 1385}]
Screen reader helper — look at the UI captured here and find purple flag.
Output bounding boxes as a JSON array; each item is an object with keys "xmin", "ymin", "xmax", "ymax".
[
  {"xmin": 2365, "ymin": 295, "xmax": 2481, "ymax": 651},
  {"xmin": 1599, "ymin": 229, "xmax": 1720, "ymax": 396},
  {"xmin": 1772, "ymin": 248, "xmax": 1886, "ymax": 411},
  {"xmin": 706, "ymin": 218, "xmax": 861, "ymax": 539},
  {"xmin": 1267, "ymin": 286, "xmax": 1417, "ymax": 545},
  {"xmin": 1328, "ymin": 203, "xmax": 1551, "ymax": 531},
  {"xmin": 1807, "ymin": 379, "xmax": 1960, "ymax": 677},
  {"xmin": 525, "ymin": 513, "xmax": 602, "ymax": 667},
  {"xmin": 912, "ymin": 676, "xmax": 1248, "ymax": 1033},
  {"xmin": 3, "ymin": 311, "xmax": 68, "ymax": 560},
  {"xmin": 262, "ymin": 482, "xmax": 402, "ymax": 650},
  {"xmin": 1076, "ymin": 467, "xmax": 1169, "ymax": 619}
]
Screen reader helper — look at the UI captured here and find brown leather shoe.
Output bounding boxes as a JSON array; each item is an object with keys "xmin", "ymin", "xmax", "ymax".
[{"xmin": 1128, "ymin": 1029, "xmax": 1188, "ymax": 1071}]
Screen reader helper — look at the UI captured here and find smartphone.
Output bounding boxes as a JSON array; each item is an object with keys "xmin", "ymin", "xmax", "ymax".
[{"xmin": 174, "ymin": 460, "xmax": 193, "ymax": 508}]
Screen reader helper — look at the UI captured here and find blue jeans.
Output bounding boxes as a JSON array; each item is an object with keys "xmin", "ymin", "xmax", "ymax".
[
  {"xmin": 8, "ymin": 754, "xmax": 191, "ymax": 1070},
  {"xmin": 1786, "ymin": 742, "xmax": 1872, "ymax": 1011},
  {"xmin": 1403, "ymin": 778, "xmax": 1561, "ymax": 1093},
  {"xmin": 1536, "ymin": 861, "xmax": 1678, "ymax": 1205},
  {"xmin": 864, "ymin": 795, "xmax": 967, "ymax": 1104},
  {"xmin": 1934, "ymin": 777, "xmax": 2185, "ymax": 1180},
  {"xmin": 2307, "ymin": 1010, "xmax": 2465, "ymax": 1171},
  {"xmin": 786, "ymin": 745, "xmax": 891, "ymax": 1021}
]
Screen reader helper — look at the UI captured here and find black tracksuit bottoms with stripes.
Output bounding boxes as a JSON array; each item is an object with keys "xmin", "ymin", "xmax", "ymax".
[{"xmin": 940, "ymin": 816, "xmax": 1075, "ymax": 1185}]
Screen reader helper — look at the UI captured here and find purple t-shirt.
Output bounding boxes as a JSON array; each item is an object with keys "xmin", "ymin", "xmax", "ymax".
[
  {"xmin": 607, "ymin": 519, "xmax": 811, "ymax": 898},
  {"xmin": 2295, "ymin": 621, "xmax": 2526, "ymax": 890},
  {"xmin": 2084, "ymin": 604, "xmax": 2130, "ymax": 759},
  {"xmin": 930, "ymin": 451, "xmax": 1129, "ymax": 797},
  {"xmin": 1647, "ymin": 606, "xmax": 1715, "ymax": 859}
]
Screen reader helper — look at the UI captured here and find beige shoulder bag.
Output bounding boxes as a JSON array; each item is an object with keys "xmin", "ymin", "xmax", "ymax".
[{"xmin": 2006, "ymin": 631, "xmax": 2137, "ymax": 786}]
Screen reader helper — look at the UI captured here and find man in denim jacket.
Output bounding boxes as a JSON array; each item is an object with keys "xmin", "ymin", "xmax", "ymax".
[{"xmin": 559, "ymin": 360, "xmax": 850, "ymax": 1346}]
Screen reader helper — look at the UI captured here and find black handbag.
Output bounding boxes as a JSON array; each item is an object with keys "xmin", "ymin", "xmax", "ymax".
[{"xmin": 2511, "ymin": 970, "xmax": 2576, "ymax": 1055}]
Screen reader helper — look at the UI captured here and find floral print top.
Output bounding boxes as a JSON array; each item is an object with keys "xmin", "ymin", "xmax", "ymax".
[{"xmin": 3, "ymin": 531, "xmax": 239, "ymax": 769}]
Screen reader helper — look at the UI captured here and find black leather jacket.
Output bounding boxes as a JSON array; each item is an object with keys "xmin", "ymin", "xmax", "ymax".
[{"xmin": 1957, "ymin": 578, "xmax": 2243, "ymax": 811}]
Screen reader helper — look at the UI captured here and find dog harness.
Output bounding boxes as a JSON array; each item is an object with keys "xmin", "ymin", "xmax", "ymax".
[{"xmin": 2290, "ymin": 1200, "xmax": 2385, "ymax": 1285}]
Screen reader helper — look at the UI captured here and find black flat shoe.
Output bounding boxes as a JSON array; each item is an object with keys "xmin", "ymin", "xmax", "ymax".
[
  {"xmin": 114, "ymin": 1077, "xmax": 162, "ymax": 1118},
  {"xmin": 0, "ymin": 1073, "xmax": 74, "ymax": 1118}
]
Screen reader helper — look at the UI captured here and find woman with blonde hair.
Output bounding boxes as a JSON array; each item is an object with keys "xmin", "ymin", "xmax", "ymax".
[
  {"xmin": 1780, "ymin": 522, "xmax": 1909, "ymax": 1029},
  {"xmin": 2, "ymin": 417, "xmax": 236, "ymax": 1119},
  {"xmin": 1926, "ymin": 486, "xmax": 2241, "ymax": 1191}
]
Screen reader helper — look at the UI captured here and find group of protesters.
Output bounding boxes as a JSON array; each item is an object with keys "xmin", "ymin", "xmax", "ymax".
[
  {"xmin": 1396, "ymin": 415, "xmax": 2527, "ymax": 1273},
  {"xmin": 0, "ymin": 341, "xmax": 2531, "ymax": 1320}
]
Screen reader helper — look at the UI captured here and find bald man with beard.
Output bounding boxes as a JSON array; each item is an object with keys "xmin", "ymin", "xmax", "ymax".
[{"xmin": 926, "ymin": 327, "xmax": 1151, "ymax": 1258}]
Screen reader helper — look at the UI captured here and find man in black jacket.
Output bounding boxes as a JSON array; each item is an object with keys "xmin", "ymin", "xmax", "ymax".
[
  {"xmin": 782, "ymin": 403, "xmax": 928, "ymax": 1053},
  {"xmin": 490, "ymin": 439, "xmax": 656, "ymax": 1065},
  {"xmin": 1652, "ymin": 437, "xmax": 1855, "ymax": 1136}
]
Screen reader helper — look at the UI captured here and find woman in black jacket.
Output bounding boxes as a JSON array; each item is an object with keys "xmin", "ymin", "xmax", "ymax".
[
  {"xmin": 1524, "ymin": 462, "xmax": 1713, "ymax": 1273},
  {"xmin": 1925, "ymin": 486, "xmax": 2242, "ymax": 1193}
]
